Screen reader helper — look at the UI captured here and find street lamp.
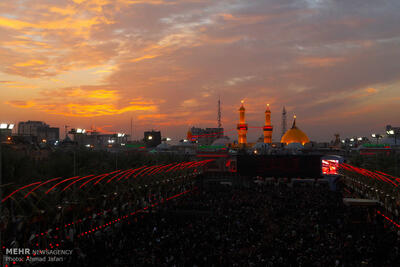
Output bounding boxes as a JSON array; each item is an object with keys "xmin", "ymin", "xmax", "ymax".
[
  {"xmin": 371, "ymin": 133, "xmax": 382, "ymax": 144},
  {"xmin": 386, "ymin": 129, "xmax": 398, "ymax": 145}
]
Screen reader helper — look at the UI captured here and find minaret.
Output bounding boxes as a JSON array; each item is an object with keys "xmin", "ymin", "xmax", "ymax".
[
  {"xmin": 263, "ymin": 104, "xmax": 273, "ymax": 143},
  {"xmin": 237, "ymin": 100, "xmax": 248, "ymax": 145},
  {"xmin": 281, "ymin": 106, "xmax": 287, "ymax": 137},
  {"xmin": 292, "ymin": 114, "xmax": 296, "ymax": 128}
]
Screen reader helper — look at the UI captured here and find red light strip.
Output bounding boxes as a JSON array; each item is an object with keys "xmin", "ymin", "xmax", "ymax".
[
  {"xmin": 377, "ymin": 210, "xmax": 400, "ymax": 229},
  {"xmin": 94, "ymin": 170, "xmax": 123, "ymax": 184},
  {"xmin": 2, "ymin": 182, "xmax": 42, "ymax": 203},
  {"xmin": 105, "ymin": 170, "xmax": 125, "ymax": 183},
  {"xmin": 123, "ymin": 166, "xmax": 148, "ymax": 180},
  {"xmin": 45, "ymin": 176, "xmax": 80, "ymax": 194},
  {"xmin": 35, "ymin": 172, "xmax": 199, "ymax": 239},
  {"xmin": 341, "ymin": 163, "xmax": 393, "ymax": 185},
  {"xmin": 165, "ymin": 163, "xmax": 179, "ymax": 172},
  {"xmin": 344, "ymin": 188, "xmax": 352, "ymax": 195},
  {"xmin": 197, "ymin": 154, "xmax": 228, "ymax": 157},
  {"xmin": 76, "ymin": 189, "xmax": 194, "ymax": 238},
  {"xmin": 376, "ymin": 171, "xmax": 400, "ymax": 183},
  {"xmin": 24, "ymin": 177, "xmax": 61, "ymax": 199},
  {"xmin": 3, "ymin": 161, "xmax": 207, "ymax": 203},
  {"xmin": 94, "ymin": 171, "xmax": 118, "ymax": 185},
  {"xmin": 147, "ymin": 164, "xmax": 169, "ymax": 176},
  {"xmin": 116, "ymin": 169, "xmax": 136, "ymax": 181},
  {"xmin": 155, "ymin": 163, "xmax": 176, "ymax": 175},
  {"xmin": 62, "ymin": 175, "xmax": 94, "ymax": 191},
  {"xmin": 373, "ymin": 172, "xmax": 398, "ymax": 187},
  {"xmin": 134, "ymin": 166, "xmax": 153, "ymax": 178},
  {"xmin": 140, "ymin": 165, "xmax": 160, "ymax": 177},
  {"xmin": 79, "ymin": 173, "xmax": 107, "ymax": 189}
]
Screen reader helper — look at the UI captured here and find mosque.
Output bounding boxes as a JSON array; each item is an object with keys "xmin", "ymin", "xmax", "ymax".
[
  {"xmin": 236, "ymin": 100, "xmax": 310, "ymax": 147},
  {"xmin": 184, "ymin": 100, "xmax": 310, "ymax": 149}
]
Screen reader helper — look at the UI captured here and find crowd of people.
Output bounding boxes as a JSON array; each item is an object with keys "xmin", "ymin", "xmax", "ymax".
[{"xmin": 49, "ymin": 182, "xmax": 400, "ymax": 267}]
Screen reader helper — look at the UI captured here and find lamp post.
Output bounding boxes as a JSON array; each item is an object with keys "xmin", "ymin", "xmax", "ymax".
[
  {"xmin": 371, "ymin": 134, "xmax": 382, "ymax": 144},
  {"xmin": 386, "ymin": 129, "xmax": 398, "ymax": 145}
]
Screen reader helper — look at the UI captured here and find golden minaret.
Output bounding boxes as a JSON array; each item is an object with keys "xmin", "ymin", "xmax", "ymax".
[
  {"xmin": 237, "ymin": 100, "xmax": 248, "ymax": 145},
  {"xmin": 263, "ymin": 104, "xmax": 273, "ymax": 143}
]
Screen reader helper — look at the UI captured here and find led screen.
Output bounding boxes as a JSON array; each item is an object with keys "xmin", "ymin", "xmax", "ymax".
[{"xmin": 322, "ymin": 159, "xmax": 339, "ymax": 175}]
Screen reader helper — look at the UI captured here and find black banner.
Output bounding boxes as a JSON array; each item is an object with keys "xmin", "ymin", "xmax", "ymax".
[{"xmin": 237, "ymin": 155, "xmax": 322, "ymax": 178}]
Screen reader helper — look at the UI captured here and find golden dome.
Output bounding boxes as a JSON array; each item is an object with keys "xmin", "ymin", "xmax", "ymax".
[{"xmin": 280, "ymin": 116, "xmax": 310, "ymax": 145}]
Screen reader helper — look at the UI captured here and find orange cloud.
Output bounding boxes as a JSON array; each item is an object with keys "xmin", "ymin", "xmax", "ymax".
[
  {"xmin": 219, "ymin": 13, "xmax": 268, "ymax": 25},
  {"xmin": 6, "ymin": 100, "xmax": 36, "ymax": 108},
  {"xmin": 130, "ymin": 54, "xmax": 160, "ymax": 62},
  {"xmin": 0, "ymin": 16, "xmax": 34, "ymax": 30},
  {"xmin": 14, "ymin": 59, "xmax": 46, "ymax": 67},
  {"xmin": 299, "ymin": 57, "xmax": 345, "ymax": 67},
  {"xmin": 0, "ymin": 81, "xmax": 16, "ymax": 84},
  {"xmin": 365, "ymin": 87, "xmax": 378, "ymax": 94},
  {"xmin": 7, "ymin": 86, "xmax": 159, "ymax": 117},
  {"xmin": 57, "ymin": 103, "xmax": 156, "ymax": 117},
  {"xmin": 64, "ymin": 88, "xmax": 120, "ymax": 100}
]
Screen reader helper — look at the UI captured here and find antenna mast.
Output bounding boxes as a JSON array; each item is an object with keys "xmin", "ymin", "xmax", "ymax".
[
  {"xmin": 217, "ymin": 96, "xmax": 222, "ymax": 128},
  {"xmin": 64, "ymin": 125, "xmax": 70, "ymax": 140},
  {"xmin": 130, "ymin": 117, "xmax": 133, "ymax": 141}
]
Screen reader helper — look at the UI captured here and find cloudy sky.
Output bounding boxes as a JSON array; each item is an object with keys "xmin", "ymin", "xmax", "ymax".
[{"xmin": 0, "ymin": 0, "xmax": 399, "ymax": 142}]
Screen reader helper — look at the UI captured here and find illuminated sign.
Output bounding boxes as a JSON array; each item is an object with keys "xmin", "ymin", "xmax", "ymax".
[
  {"xmin": 322, "ymin": 159, "xmax": 339, "ymax": 175},
  {"xmin": 362, "ymin": 144, "xmax": 391, "ymax": 148},
  {"xmin": 126, "ymin": 144, "xmax": 145, "ymax": 148},
  {"xmin": 198, "ymin": 145, "xmax": 226, "ymax": 150}
]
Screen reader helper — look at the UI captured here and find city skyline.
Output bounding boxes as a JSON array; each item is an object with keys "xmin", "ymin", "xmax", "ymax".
[{"xmin": 1, "ymin": 0, "xmax": 399, "ymax": 142}]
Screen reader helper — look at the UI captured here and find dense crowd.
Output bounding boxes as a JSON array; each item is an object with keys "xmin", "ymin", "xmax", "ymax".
[
  {"xmin": 3, "ymin": 180, "xmax": 400, "ymax": 266},
  {"xmin": 51, "ymin": 182, "xmax": 399, "ymax": 267}
]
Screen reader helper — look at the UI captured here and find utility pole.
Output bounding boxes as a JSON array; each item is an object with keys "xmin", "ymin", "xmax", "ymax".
[
  {"xmin": 130, "ymin": 117, "xmax": 133, "ymax": 141},
  {"xmin": 115, "ymin": 152, "xmax": 118, "ymax": 170},
  {"xmin": 73, "ymin": 150, "xmax": 76, "ymax": 176},
  {"xmin": 64, "ymin": 125, "xmax": 70, "ymax": 140},
  {"xmin": 217, "ymin": 96, "xmax": 222, "ymax": 129}
]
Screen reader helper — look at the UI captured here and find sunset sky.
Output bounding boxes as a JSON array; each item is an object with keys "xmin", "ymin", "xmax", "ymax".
[{"xmin": 0, "ymin": 0, "xmax": 399, "ymax": 142}]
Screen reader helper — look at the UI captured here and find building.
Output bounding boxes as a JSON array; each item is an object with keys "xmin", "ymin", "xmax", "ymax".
[
  {"xmin": 0, "ymin": 123, "xmax": 14, "ymax": 142},
  {"xmin": 144, "ymin": 130, "xmax": 161, "ymax": 147},
  {"xmin": 189, "ymin": 127, "xmax": 224, "ymax": 145},
  {"xmin": 69, "ymin": 128, "xmax": 129, "ymax": 147},
  {"xmin": 18, "ymin": 121, "xmax": 59, "ymax": 143},
  {"xmin": 281, "ymin": 115, "xmax": 310, "ymax": 146}
]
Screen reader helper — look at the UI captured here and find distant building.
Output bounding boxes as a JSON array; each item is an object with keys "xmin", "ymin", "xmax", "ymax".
[
  {"xmin": 69, "ymin": 128, "xmax": 129, "ymax": 147},
  {"xmin": 189, "ymin": 127, "xmax": 224, "ymax": 145},
  {"xmin": 0, "ymin": 123, "xmax": 13, "ymax": 142},
  {"xmin": 18, "ymin": 121, "xmax": 59, "ymax": 143},
  {"xmin": 144, "ymin": 130, "xmax": 161, "ymax": 147}
]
